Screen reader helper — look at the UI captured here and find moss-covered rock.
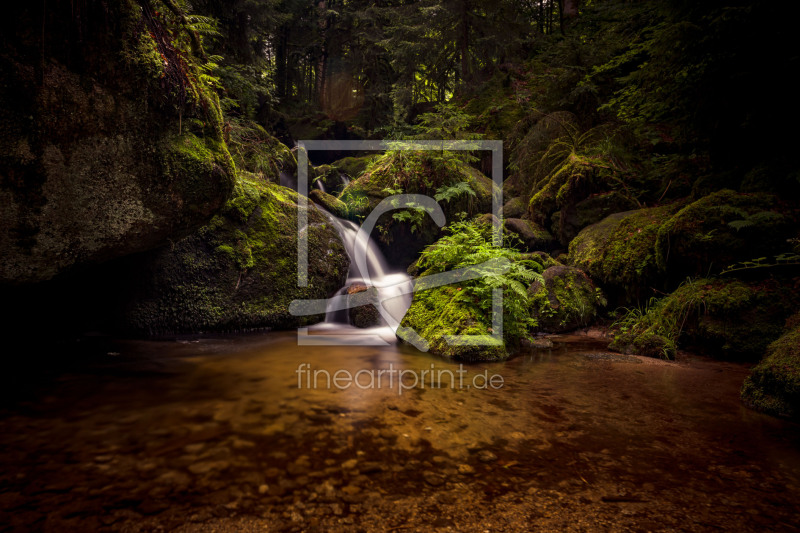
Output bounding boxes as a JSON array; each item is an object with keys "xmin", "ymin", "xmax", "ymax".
[
  {"xmin": 528, "ymin": 265, "xmax": 606, "ymax": 333},
  {"xmin": 557, "ymin": 191, "xmax": 640, "ymax": 245},
  {"xmin": 504, "ymin": 218, "xmax": 556, "ymax": 252},
  {"xmin": 339, "ymin": 151, "xmax": 495, "ymax": 266},
  {"xmin": 568, "ymin": 204, "xmax": 683, "ymax": 300},
  {"xmin": 506, "ymin": 111, "xmax": 578, "ymax": 198},
  {"xmin": 123, "ymin": 173, "xmax": 348, "ymax": 334},
  {"xmin": 741, "ymin": 316, "xmax": 800, "ymax": 419},
  {"xmin": 310, "ymin": 189, "xmax": 349, "ymax": 219},
  {"xmin": 655, "ymin": 190, "xmax": 792, "ymax": 279},
  {"xmin": 399, "ymin": 286, "xmax": 507, "ymax": 362},
  {"xmin": 610, "ymin": 278, "xmax": 800, "ymax": 360},
  {"xmin": 528, "ymin": 154, "xmax": 596, "ymax": 227},
  {"xmin": 331, "ymin": 155, "xmax": 376, "ymax": 181},
  {"xmin": 501, "ymin": 197, "xmax": 527, "ymax": 218},
  {"xmin": 609, "ymin": 330, "xmax": 677, "ymax": 360},
  {"xmin": 227, "ymin": 119, "xmax": 295, "ymax": 182},
  {"xmin": 0, "ymin": 1, "xmax": 234, "ymax": 284}
]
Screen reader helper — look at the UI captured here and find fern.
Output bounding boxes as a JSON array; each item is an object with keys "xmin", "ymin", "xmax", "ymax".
[{"xmin": 415, "ymin": 219, "xmax": 544, "ymax": 341}]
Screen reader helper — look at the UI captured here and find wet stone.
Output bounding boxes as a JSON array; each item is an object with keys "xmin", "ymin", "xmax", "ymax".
[
  {"xmin": 423, "ymin": 472, "xmax": 446, "ymax": 486},
  {"xmin": 477, "ymin": 450, "xmax": 497, "ymax": 463}
]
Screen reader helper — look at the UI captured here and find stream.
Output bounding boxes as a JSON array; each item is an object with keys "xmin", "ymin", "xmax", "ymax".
[
  {"xmin": 1, "ymin": 333, "xmax": 799, "ymax": 531},
  {"xmin": 1, "ymin": 198, "xmax": 799, "ymax": 532}
]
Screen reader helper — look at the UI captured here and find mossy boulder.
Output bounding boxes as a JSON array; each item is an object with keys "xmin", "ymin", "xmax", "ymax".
[
  {"xmin": 568, "ymin": 204, "xmax": 683, "ymax": 301},
  {"xmin": 309, "ymin": 189, "xmax": 349, "ymax": 219},
  {"xmin": 501, "ymin": 197, "xmax": 527, "ymax": 218},
  {"xmin": 123, "ymin": 173, "xmax": 348, "ymax": 334},
  {"xmin": 741, "ymin": 316, "xmax": 800, "ymax": 419},
  {"xmin": 528, "ymin": 154, "xmax": 596, "ymax": 227},
  {"xmin": 655, "ymin": 190, "xmax": 792, "ymax": 280},
  {"xmin": 507, "ymin": 111, "xmax": 578, "ymax": 198},
  {"xmin": 331, "ymin": 155, "xmax": 376, "ymax": 181},
  {"xmin": 557, "ymin": 191, "xmax": 640, "ymax": 245},
  {"xmin": 399, "ymin": 286, "xmax": 507, "ymax": 362},
  {"xmin": 339, "ymin": 151, "xmax": 495, "ymax": 266},
  {"xmin": 504, "ymin": 218, "xmax": 556, "ymax": 252},
  {"xmin": 610, "ymin": 278, "xmax": 800, "ymax": 360},
  {"xmin": 528, "ymin": 265, "xmax": 606, "ymax": 333},
  {"xmin": 0, "ymin": 1, "xmax": 235, "ymax": 284},
  {"xmin": 610, "ymin": 330, "xmax": 676, "ymax": 360}
]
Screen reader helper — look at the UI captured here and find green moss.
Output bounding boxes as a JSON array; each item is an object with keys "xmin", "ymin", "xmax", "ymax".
[
  {"xmin": 310, "ymin": 189, "xmax": 348, "ymax": 218},
  {"xmin": 610, "ymin": 278, "xmax": 800, "ymax": 360},
  {"xmin": 125, "ymin": 172, "xmax": 349, "ymax": 334},
  {"xmin": 528, "ymin": 154, "xmax": 594, "ymax": 225},
  {"xmin": 741, "ymin": 316, "xmax": 800, "ymax": 419},
  {"xmin": 569, "ymin": 204, "xmax": 682, "ymax": 299},
  {"xmin": 331, "ymin": 155, "xmax": 377, "ymax": 180},
  {"xmin": 399, "ymin": 286, "xmax": 507, "ymax": 362},
  {"xmin": 227, "ymin": 118, "xmax": 295, "ymax": 182},
  {"xmin": 656, "ymin": 190, "xmax": 790, "ymax": 277}
]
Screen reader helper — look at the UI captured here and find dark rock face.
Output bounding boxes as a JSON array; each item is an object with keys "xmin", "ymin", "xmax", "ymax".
[
  {"xmin": 123, "ymin": 174, "xmax": 349, "ymax": 334},
  {"xmin": 557, "ymin": 192, "xmax": 640, "ymax": 245},
  {"xmin": 0, "ymin": 1, "xmax": 235, "ymax": 284}
]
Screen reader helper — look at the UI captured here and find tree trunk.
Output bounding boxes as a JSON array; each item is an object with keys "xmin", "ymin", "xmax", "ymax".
[
  {"xmin": 315, "ymin": 0, "xmax": 329, "ymax": 108},
  {"xmin": 275, "ymin": 28, "xmax": 288, "ymax": 100},
  {"xmin": 460, "ymin": 0, "xmax": 470, "ymax": 85},
  {"xmin": 563, "ymin": 0, "xmax": 578, "ymax": 19}
]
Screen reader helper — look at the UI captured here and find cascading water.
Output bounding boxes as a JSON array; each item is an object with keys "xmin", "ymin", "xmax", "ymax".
[
  {"xmin": 306, "ymin": 213, "xmax": 414, "ymax": 344},
  {"xmin": 324, "ymin": 217, "xmax": 412, "ymax": 326},
  {"xmin": 280, "ymin": 161, "xmax": 412, "ymax": 344}
]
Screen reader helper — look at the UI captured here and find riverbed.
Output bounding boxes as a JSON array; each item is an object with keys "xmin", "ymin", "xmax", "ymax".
[{"xmin": 1, "ymin": 330, "xmax": 799, "ymax": 531}]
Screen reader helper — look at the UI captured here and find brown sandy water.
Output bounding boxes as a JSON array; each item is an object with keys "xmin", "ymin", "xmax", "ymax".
[{"xmin": 1, "ymin": 330, "xmax": 799, "ymax": 532}]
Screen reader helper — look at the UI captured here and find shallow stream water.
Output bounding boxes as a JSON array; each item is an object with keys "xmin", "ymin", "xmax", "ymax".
[{"xmin": 1, "ymin": 331, "xmax": 799, "ymax": 531}]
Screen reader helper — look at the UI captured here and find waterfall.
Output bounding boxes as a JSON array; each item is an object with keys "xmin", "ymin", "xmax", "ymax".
[{"xmin": 322, "ymin": 217, "xmax": 413, "ymax": 330}]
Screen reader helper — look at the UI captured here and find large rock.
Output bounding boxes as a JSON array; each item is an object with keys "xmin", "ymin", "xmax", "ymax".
[
  {"xmin": 528, "ymin": 265, "xmax": 606, "ymax": 333},
  {"xmin": 655, "ymin": 189, "xmax": 792, "ymax": 280},
  {"xmin": 568, "ymin": 204, "xmax": 682, "ymax": 301},
  {"xmin": 557, "ymin": 191, "xmax": 639, "ymax": 245},
  {"xmin": 504, "ymin": 218, "xmax": 555, "ymax": 252},
  {"xmin": 339, "ymin": 151, "xmax": 495, "ymax": 266},
  {"xmin": 741, "ymin": 316, "xmax": 800, "ymax": 419},
  {"xmin": 347, "ymin": 284, "xmax": 381, "ymax": 328},
  {"xmin": 0, "ymin": 1, "xmax": 235, "ymax": 284},
  {"xmin": 123, "ymin": 174, "xmax": 349, "ymax": 334},
  {"xmin": 399, "ymin": 286, "xmax": 507, "ymax": 362},
  {"xmin": 609, "ymin": 277, "xmax": 800, "ymax": 360}
]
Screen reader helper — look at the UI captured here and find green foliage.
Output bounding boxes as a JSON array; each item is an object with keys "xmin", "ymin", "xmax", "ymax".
[
  {"xmin": 611, "ymin": 277, "xmax": 800, "ymax": 361},
  {"xmin": 414, "ymin": 219, "xmax": 543, "ymax": 342}
]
